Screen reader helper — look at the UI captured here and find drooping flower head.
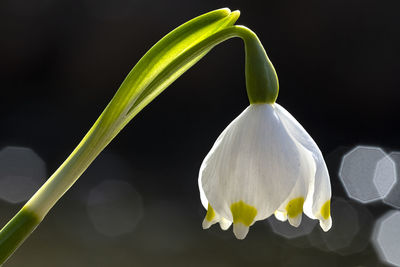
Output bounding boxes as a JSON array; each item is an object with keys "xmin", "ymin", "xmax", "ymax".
[
  {"xmin": 197, "ymin": 13, "xmax": 331, "ymax": 239},
  {"xmin": 199, "ymin": 104, "xmax": 332, "ymax": 239}
]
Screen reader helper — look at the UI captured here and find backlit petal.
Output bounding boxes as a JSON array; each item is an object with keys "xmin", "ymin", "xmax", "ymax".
[
  {"xmin": 275, "ymin": 103, "xmax": 332, "ymax": 230},
  {"xmin": 200, "ymin": 104, "xmax": 316, "ymax": 223},
  {"xmin": 274, "ymin": 141, "xmax": 316, "ymax": 227}
]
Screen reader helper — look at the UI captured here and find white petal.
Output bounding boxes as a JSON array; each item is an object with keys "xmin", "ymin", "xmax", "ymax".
[
  {"xmin": 233, "ymin": 223, "xmax": 249, "ymax": 240},
  {"xmin": 288, "ymin": 214, "xmax": 302, "ymax": 227},
  {"xmin": 198, "ymin": 171, "xmax": 208, "ymax": 209},
  {"xmin": 202, "ymin": 217, "xmax": 214, "ymax": 229},
  {"xmin": 274, "ymin": 211, "xmax": 288, "ymax": 222},
  {"xmin": 201, "ymin": 204, "xmax": 232, "ymax": 231},
  {"xmin": 275, "ymin": 103, "xmax": 332, "ymax": 230},
  {"xmin": 219, "ymin": 217, "xmax": 232, "ymax": 230},
  {"xmin": 274, "ymin": 141, "xmax": 316, "ymax": 226},
  {"xmin": 200, "ymin": 104, "xmax": 315, "ymax": 223},
  {"xmin": 319, "ymin": 216, "xmax": 332, "ymax": 232},
  {"xmin": 200, "ymin": 171, "xmax": 232, "ymax": 229}
]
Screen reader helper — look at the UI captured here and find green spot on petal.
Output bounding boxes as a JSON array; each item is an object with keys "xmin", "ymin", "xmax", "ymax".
[
  {"xmin": 320, "ymin": 200, "xmax": 331, "ymax": 220},
  {"xmin": 285, "ymin": 197, "xmax": 304, "ymax": 218},
  {"xmin": 206, "ymin": 204, "xmax": 216, "ymax": 222},
  {"xmin": 230, "ymin": 201, "xmax": 257, "ymax": 226}
]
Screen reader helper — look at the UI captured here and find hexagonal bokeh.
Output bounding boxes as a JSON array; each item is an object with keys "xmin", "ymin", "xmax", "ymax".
[
  {"xmin": 0, "ymin": 146, "xmax": 47, "ymax": 203},
  {"xmin": 339, "ymin": 146, "xmax": 395, "ymax": 203},
  {"xmin": 268, "ymin": 214, "xmax": 317, "ymax": 239},
  {"xmin": 308, "ymin": 198, "xmax": 361, "ymax": 254},
  {"xmin": 372, "ymin": 211, "xmax": 400, "ymax": 266},
  {"xmin": 384, "ymin": 152, "xmax": 400, "ymax": 208},
  {"xmin": 87, "ymin": 179, "xmax": 143, "ymax": 237},
  {"xmin": 373, "ymin": 155, "xmax": 396, "ymax": 199}
]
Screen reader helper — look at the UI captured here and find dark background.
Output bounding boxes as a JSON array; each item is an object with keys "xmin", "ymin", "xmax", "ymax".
[{"xmin": 0, "ymin": 0, "xmax": 399, "ymax": 266}]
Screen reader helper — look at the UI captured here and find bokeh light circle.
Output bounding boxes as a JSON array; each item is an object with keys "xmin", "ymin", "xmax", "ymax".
[
  {"xmin": 372, "ymin": 210, "xmax": 400, "ymax": 266},
  {"xmin": 87, "ymin": 179, "xmax": 143, "ymax": 237},
  {"xmin": 339, "ymin": 146, "xmax": 394, "ymax": 203},
  {"xmin": 0, "ymin": 146, "xmax": 46, "ymax": 203}
]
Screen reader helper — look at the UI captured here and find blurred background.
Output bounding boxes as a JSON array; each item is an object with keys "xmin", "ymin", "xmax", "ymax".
[{"xmin": 1, "ymin": 0, "xmax": 400, "ymax": 266}]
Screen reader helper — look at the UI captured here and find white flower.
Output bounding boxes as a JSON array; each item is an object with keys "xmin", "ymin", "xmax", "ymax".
[{"xmin": 199, "ymin": 103, "xmax": 332, "ymax": 239}]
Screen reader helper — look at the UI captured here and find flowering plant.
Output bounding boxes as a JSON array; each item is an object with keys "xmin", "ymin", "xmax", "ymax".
[{"xmin": 0, "ymin": 8, "xmax": 331, "ymax": 264}]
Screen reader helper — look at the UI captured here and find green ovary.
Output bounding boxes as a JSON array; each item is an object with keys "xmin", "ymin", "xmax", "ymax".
[
  {"xmin": 285, "ymin": 197, "xmax": 304, "ymax": 218},
  {"xmin": 230, "ymin": 201, "xmax": 257, "ymax": 226}
]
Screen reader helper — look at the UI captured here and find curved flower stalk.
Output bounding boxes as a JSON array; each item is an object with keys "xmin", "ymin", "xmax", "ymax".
[
  {"xmin": 0, "ymin": 7, "xmax": 331, "ymax": 264},
  {"xmin": 199, "ymin": 105, "xmax": 332, "ymax": 239}
]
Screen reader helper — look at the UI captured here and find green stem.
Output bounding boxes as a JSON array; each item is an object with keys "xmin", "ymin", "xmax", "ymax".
[
  {"xmin": 122, "ymin": 25, "xmax": 278, "ymax": 130},
  {"xmin": 0, "ymin": 110, "xmax": 114, "ymax": 264},
  {"xmin": 0, "ymin": 25, "xmax": 277, "ymax": 264},
  {"xmin": 122, "ymin": 25, "xmax": 279, "ymax": 124},
  {"xmin": 0, "ymin": 208, "xmax": 40, "ymax": 264}
]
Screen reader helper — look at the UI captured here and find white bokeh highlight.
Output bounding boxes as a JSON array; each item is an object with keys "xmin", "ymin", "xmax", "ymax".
[
  {"xmin": 87, "ymin": 179, "xmax": 143, "ymax": 237},
  {"xmin": 373, "ymin": 155, "xmax": 396, "ymax": 199},
  {"xmin": 0, "ymin": 146, "xmax": 46, "ymax": 203},
  {"xmin": 307, "ymin": 198, "xmax": 362, "ymax": 255},
  {"xmin": 268, "ymin": 215, "xmax": 317, "ymax": 239},
  {"xmin": 384, "ymin": 152, "xmax": 400, "ymax": 209},
  {"xmin": 372, "ymin": 211, "xmax": 400, "ymax": 266},
  {"xmin": 339, "ymin": 146, "xmax": 393, "ymax": 203}
]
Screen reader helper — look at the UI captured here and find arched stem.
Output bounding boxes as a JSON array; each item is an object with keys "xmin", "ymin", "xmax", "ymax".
[{"xmin": 0, "ymin": 14, "xmax": 278, "ymax": 265}]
